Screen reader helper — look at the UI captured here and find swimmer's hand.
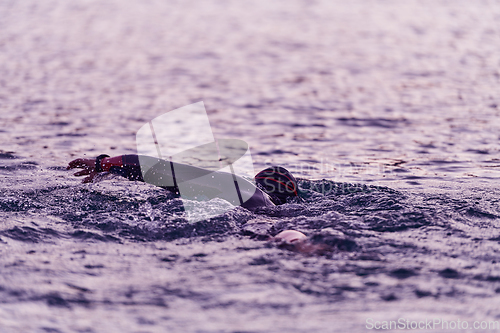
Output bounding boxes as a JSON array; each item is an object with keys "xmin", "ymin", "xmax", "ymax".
[{"xmin": 67, "ymin": 158, "xmax": 99, "ymax": 183}]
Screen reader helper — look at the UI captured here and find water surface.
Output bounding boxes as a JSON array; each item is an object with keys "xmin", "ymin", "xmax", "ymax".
[{"xmin": 1, "ymin": 0, "xmax": 500, "ymax": 332}]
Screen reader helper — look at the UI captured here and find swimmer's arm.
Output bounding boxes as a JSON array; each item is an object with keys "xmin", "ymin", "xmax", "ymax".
[
  {"xmin": 67, "ymin": 155, "xmax": 144, "ymax": 183},
  {"xmin": 102, "ymin": 155, "xmax": 144, "ymax": 181},
  {"xmin": 68, "ymin": 154, "xmax": 275, "ymax": 208}
]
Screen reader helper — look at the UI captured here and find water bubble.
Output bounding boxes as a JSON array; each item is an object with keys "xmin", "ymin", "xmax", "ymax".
[{"xmin": 141, "ymin": 202, "xmax": 155, "ymax": 222}]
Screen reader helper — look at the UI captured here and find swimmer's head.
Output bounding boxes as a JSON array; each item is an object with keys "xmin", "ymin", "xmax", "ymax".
[{"xmin": 255, "ymin": 166, "xmax": 298, "ymax": 205}]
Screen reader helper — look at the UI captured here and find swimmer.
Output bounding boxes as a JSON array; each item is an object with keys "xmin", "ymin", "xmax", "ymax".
[
  {"xmin": 67, "ymin": 154, "xmax": 319, "ymax": 252},
  {"xmin": 67, "ymin": 154, "xmax": 299, "ymax": 210},
  {"xmin": 67, "ymin": 155, "xmax": 341, "ymax": 255}
]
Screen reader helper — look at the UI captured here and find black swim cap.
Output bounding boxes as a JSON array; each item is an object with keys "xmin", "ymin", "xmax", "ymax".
[{"xmin": 255, "ymin": 166, "xmax": 298, "ymax": 205}]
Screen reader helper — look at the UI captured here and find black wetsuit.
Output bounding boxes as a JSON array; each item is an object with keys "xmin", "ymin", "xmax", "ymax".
[{"xmin": 106, "ymin": 154, "xmax": 276, "ymax": 210}]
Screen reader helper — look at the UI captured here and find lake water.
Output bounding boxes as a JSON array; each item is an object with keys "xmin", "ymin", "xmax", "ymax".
[{"xmin": 1, "ymin": 0, "xmax": 500, "ymax": 332}]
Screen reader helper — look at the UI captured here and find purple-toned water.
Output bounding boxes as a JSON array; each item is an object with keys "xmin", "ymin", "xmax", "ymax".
[{"xmin": 1, "ymin": 0, "xmax": 500, "ymax": 332}]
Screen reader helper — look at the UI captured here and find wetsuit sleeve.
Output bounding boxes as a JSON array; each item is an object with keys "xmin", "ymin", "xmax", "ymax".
[
  {"xmin": 97, "ymin": 154, "xmax": 273, "ymax": 208},
  {"xmin": 100, "ymin": 155, "xmax": 178, "ymax": 192},
  {"xmin": 100, "ymin": 155, "xmax": 144, "ymax": 182}
]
